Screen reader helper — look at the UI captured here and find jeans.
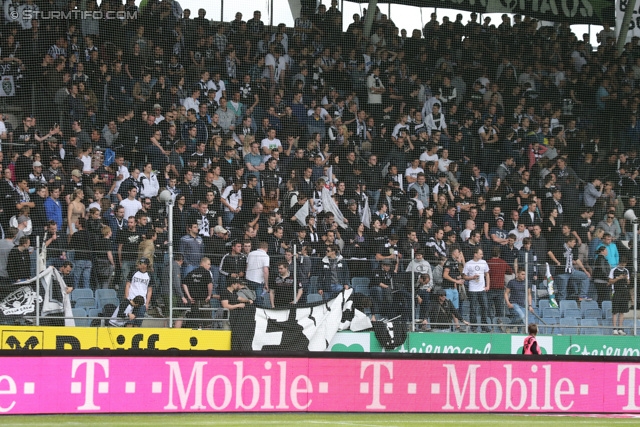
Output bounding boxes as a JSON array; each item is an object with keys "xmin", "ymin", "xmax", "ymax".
[
  {"xmin": 468, "ymin": 290, "xmax": 490, "ymax": 330},
  {"xmin": 121, "ymin": 260, "xmax": 136, "ymax": 298},
  {"xmin": 445, "ymin": 288, "xmax": 459, "ymax": 309},
  {"xmin": 223, "ymin": 211, "xmax": 235, "ymax": 227},
  {"xmin": 247, "ymin": 280, "xmax": 267, "ymax": 307},
  {"xmin": 555, "ymin": 270, "xmax": 591, "ymax": 300},
  {"xmin": 125, "ymin": 304, "xmax": 146, "ymax": 327},
  {"xmin": 510, "ymin": 303, "xmax": 526, "ymax": 323},
  {"xmin": 417, "ymin": 289, "xmax": 431, "ymax": 319},
  {"xmin": 73, "ymin": 259, "xmax": 92, "ymax": 289},
  {"xmin": 488, "ymin": 289, "xmax": 505, "ymax": 318}
]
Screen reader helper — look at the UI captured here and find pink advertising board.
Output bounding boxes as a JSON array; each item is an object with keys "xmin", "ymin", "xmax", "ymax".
[{"xmin": 0, "ymin": 356, "xmax": 639, "ymax": 414}]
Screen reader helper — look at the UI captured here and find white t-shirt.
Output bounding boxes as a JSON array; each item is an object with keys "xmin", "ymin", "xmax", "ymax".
[
  {"xmin": 438, "ymin": 158, "xmax": 453, "ymax": 173},
  {"xmin": 260, "ymin": 137, "xmax": 282, "ymax": 162},
  {"xmin": 463, "ymin": 259, "xmax": 490, "ymax": 292},
  {"xmin": 112, "ymin": 165, "xmax": 130, "ymax": 194},
  {"xmin": 420, "ymin": 152, "xmax": 439, "ymax": 164},
  {"xmin": 213, "ymin": 80, "xmax": 226, "ymax": 102},
  {"xmin": 119, "ymin": 197, "xmax": 142, "ymax": 220},
  {"xmin": 81, "ymin": 155, "xmax": 92, "ymax": 173},
  {"xmin": 221, "ymin": 185, "xmax": 241, "ymax": 211},
  {"xmin": 126, "ymin": 270, "xmax": 153, "ymax": 303},
  {"xmin": 509, "ymin": 228, "xmax": 530, "ymax": 250},
  {"xmin": 405, "ymin": 166, "xmax": 424, "ymax": 182},
  {"xmin": 246, "ymin": 248, "xmax": 270, "ymax": 284}
]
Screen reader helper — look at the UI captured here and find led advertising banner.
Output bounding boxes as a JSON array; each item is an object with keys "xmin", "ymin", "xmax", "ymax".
[{"xmin": 0, "ymin": 355, "xmax": 638, "ymax": 413}]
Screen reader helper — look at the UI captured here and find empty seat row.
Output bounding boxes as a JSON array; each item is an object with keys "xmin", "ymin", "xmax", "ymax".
[
  {"xmin": 540, "ymin": 300, "xmax": 612, "ymax": 319},
  {"xmin": 540, "ymin": 317, "xmax": 633, "ymax": 335}
]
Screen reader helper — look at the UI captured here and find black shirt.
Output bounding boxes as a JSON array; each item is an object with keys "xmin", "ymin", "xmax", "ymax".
[
  {"xmin": 93, "ymin": 237, "xmax": 113, "ymax": 261},
  {"xmin": 117, "ymin": 228, "xmax": 141, "ymax": 261},
  {"xmin": 272, "ymin": 273, "xmax": 301, "ymax": 307},
  {"xmin": 7, "ymin": 247, "xmax": 30, "ymax": 282},
  {"xmin": 183, "ymin": 266, "xmax": 213, "ymax": 300},
  {"xmin": 69, "ymin": 229, "xmax": 93, "ymax": 260},
  {"xmin": 442, "ymin": 258, "xmax": 462, "ymax": 289}
]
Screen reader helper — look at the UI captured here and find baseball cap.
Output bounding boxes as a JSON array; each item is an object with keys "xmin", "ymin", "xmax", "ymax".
[
  {"xmin": 496, "ymin": 215, "xmax": 505, "ymax": 222},
  {"xmin": 32, "ymin": 161, "xmax": 42, "ymax": 167},
  {"xmin": 71, "ymin": 170, "xmax": 82, "ymax": 178},
  {"xmin": 153, "ymin": 104, "xmax": 162, "ymax": 110},
  {"xmin": 138, "ymin": 257, "xmax": 150, "ymax": 265}
]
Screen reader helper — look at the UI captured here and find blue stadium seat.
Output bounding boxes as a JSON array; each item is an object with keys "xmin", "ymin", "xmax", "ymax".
[
  {"xmin": 72, "ymin": 308, "xmax": 90, "ymax": 327},
  {"xmin": 579, "ymin": 318, "xmax": 601, "ymax": 335},
  {"xmin": 542, "ymin": 307, "xmax": 560, "ymax": 318},
  {"xmin": 87, "ymin": 308, "xmax": 101, "ymax": 319},
  {"xmin": 306, "ymin": 293, "xmax": 323, "ymax": 304},
  {"xmin": 559, "ymin": 300, "xmax": 578, "ymax": 317},
  {"xmin": 71, "ymin": 288, "xmax": 93, "ymax": 302},
  {"xmin": 74, "ymin": 297, "xmax": 96, "ymax": 310},
  {"xmin": 538, "ymin": 299, "xmax": 551, "ymax": 311},
  {"xmin": 95, "ymin": 289, "xmax": 117, "ymax": 304},
  {"xmin": 558, "ymin": 317, "xmax": 579, "ymax": 335},
  {"xmin": 584, "ymin": 308, "xmax": 602, "ymax": 319},
  {"xmin": 563, "ymin": 308, "xmax": 582, "ymax": 319},
  {"xmin": 351, "ymin": 277, "xmax": 370, "ymax": 296},
  {"xmin": 540, "ymin": 318, "xmax": 557, "ymax": 335},
  {"xmin": 98, "ymin": 298, "xmax": 120, "ymax": 311},
  {"xmin": 602, "ymin": 300, "xmax": 613, "ymax": 319},
  {"xmin": 580, "ymin": 300, "xmax": 599, "ymax": 316}
]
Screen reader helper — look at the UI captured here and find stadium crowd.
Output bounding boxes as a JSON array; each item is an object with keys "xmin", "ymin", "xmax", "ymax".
[{"xmin": 0, "ymin": 0, "xmax": 637, "ymax": 331}]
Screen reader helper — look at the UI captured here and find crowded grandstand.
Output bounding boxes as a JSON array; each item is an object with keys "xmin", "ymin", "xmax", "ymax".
[{"xmin": 0, "ymin": 0, "xmax": 635, "ymax": 338}]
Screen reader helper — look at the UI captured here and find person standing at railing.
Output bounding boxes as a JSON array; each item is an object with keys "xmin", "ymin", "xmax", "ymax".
[
  {"xmin": 69, "ymin": 217, "xmax": 92, "ymax": 289},
  {"xmin": 0, "ymin": 228, "xmax": 17, "ymax": 293},
  {"xmin": 179, "ymin": 222, "xmax": 204, "ymax": 276},
  {"xmin": 124, "ymin": 257, "xmax": 154, "ymax": 316},
  {"xmin": 181, "ymin": 257, "xmax": 214, "ymax": 329},
  {"xmin": 609, "ymin": 256, "xmax": 631, "ymax": 336},
  {"xmin": 505, "ymin": 269, "xmax": 534, "ymax": 327},
  {"xmin": 93, "ymin": 226, "xmax": 116, "ymax": 290},
  {"xmin": 7, "ymin": 236, "xmax": 30, "ymax": 284},
  {"xmin": 117, "ymin": 216, "xmax": 142, "ymax": 295},
  {"xmin": 463, "ymin": 247, "xmax": 491, "ymax": 333}
]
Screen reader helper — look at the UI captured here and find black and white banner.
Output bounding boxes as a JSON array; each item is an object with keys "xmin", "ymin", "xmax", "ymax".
[
  {"xmin": 250, "ymin": 289, "xmax": 356, "ymax": 351},
  {"xmin": 0, "ymin": 266, "xmax": 74, "ymax": 326},
  {"xmin": 228, "ymin": 289, "xmax": 408, "ymax": 352}
]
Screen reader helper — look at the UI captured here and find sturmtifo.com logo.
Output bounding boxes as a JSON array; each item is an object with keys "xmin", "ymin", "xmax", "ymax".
[{"xmin": 12, "ymin": 9, "xmax": 138, "ymax": 21}]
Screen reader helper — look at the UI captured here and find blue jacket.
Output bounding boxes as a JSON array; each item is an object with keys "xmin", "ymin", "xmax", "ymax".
[
  {"xmin": 596, "ymin": 242, "xmax": 619, "ymax": 269},
  {"xmin": 44, "ymin": 197, "xmax": 63, "ymax": 230}
]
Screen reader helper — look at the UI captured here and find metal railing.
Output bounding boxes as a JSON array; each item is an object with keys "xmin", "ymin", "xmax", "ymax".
[{"xmin": 13, "ymin": 238, "xmax": 638, "ymax": 336}]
